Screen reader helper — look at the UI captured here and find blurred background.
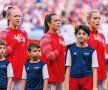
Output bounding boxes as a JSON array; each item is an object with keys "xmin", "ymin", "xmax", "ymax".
[
  {"xmin": 0, "ymin": 0, "xmax": 108, "ymax": 60},
  {"xmin": 0, "ymin": 0, "xmax": 108, "ymax": 89}
]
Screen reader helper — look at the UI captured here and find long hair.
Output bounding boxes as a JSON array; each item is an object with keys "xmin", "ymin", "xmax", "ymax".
[{"xmin": 44, "ymin": 13, "xmax": 56, "ymax": 33}]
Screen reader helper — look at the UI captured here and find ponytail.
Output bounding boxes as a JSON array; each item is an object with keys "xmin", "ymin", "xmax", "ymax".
[{"xmin": 44, "ymin": 15, "xmax": 49, "ymax": 33}]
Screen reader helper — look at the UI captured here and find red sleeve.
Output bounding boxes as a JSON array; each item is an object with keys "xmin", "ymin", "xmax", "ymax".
[
  {"xmin": 40, "ymin": 34, "xmax": 63, "ymax": 61},
  {"xmin": 0, "ymin": 29, "xmax": 8, "ymax": 42},
  {"xmin": 4, "ymin": 39, "xmax": 19, "ymax": 57},
  {"xmin": 0, "ymin": 28, "xmax": 19, "ymax": 57}
]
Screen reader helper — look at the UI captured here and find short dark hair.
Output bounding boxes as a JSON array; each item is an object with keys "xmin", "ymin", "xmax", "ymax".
[
  {"xmin": 0, "ymin": 40, "xmax": 6, "ymax": 46},
  {"xmin": 75, "ymin": 25, "xmax": 90, "ymax": 36},
  {"xmin": 28, "ymin": 42, "xmax": 40, "ymax": 52}
]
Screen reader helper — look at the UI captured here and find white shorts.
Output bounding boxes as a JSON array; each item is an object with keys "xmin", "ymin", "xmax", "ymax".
[
  {"xmin": 98, "ymin": 80, "xmax": 106, "ymax": 90},
  {"xmin": 48, "ymin": 82, "xmax": 64, "ymax": 90},
  {"xmin": 11, "ymin": 79, "xmax": 22, "ymax": 90}
]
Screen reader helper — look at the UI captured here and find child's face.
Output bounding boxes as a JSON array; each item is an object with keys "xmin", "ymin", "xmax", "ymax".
[
  {"xmin": 0, "ymin": 45, "xmax": 6, "ymax": 55},
  {"xmin": 29, "ymin": 47, "xmax": 41, "ymax": 60},
  {"xmin": 76, "ymin": 29, "xmax": 89, "ymax": 43}
]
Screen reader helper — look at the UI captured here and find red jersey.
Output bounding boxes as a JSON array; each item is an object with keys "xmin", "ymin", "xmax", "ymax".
[
  {"xmin": 40, "ymin": 32, "xmax": 65, "ymax": 82},
  {"xmin": 88, "ymin": 30, "xmax": 106, "ymax": 80},
  {"xmin": 0, "ymin": 27, "xmax": 28, "ymax": 78}
]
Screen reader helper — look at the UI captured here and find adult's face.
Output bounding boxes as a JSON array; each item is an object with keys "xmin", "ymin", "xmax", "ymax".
[
  {"xmin": 49, "ymin": 15, "xmax": 61, "ymax": 32},
  {"xmin": 8, "ymin": 8, "xmax": 21, "ymax": 27},
  {"xmin": 88, "ymin": 12, "xmax": 101, "ymax": 30}
]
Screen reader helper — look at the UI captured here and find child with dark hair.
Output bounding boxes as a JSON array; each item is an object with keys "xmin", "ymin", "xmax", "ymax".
[
  {"xmin": 0, "ymin": 40, "xmax": 13, "ymax": 90},
  {"xmin": 22, "ymin": 42, "xmax": 49, "ymax": 90},
  {"xmin": 40, "ymin": 13, "xmax": 66, "ymax": 90},
  {"xmin": 65, "ymin": 25, "xmax": 98, "ymax": 90}
]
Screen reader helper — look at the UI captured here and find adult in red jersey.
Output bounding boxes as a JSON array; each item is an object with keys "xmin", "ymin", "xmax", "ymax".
[
  {"xmin": 86, "ymin": 10, "xmax": 106, "ymax": 90},
  {"xmin": 0, "ymin": 6, "xmax": 28, "ymax": 90},
  {"xmin": 40, "ymin": 13, "xmax": 66, "ymax": 90}
]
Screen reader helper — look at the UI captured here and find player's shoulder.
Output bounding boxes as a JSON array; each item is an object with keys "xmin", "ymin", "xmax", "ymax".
[
  {"xmin": 40, "ymin": 33, "xmax": 51, "ymax": 43},
  {"xmin": 39, "ymin": 60, "xmax": 46, "ymax": 65},
  {"xmin": 98, "ymin": 31, "xmax": 104, "ymax": 37},
  {"xmin": 0, "ymin": 27, "xmax": 10, "ymax": 33},
  {"xmin": 2, "ymin": 59, "xmax": 10, "ymax": 65},
  {"xmin": 88, "ymin": 45, "xmax": 95, "ymax": 49},
  {"xmin": 41, "ymin": 33, "xmax": 51, "ymax": 38},
  {"xmin": 68, "ymin": 44, "xmax": 76, "ymax": 51},
  {"xmin": 20, "ymin": 29, "xmax": 27, "ymax": 34}
]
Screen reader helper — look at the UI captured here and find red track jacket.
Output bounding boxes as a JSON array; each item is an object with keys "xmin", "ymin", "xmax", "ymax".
[
  {"xmin": 40, "ymin": 32, "xmax": 65, "ymax": 82},
  {"xmin": 0, "ymin": 27, "xmax": 28, "ymax": 78},
  {"xmin": 88, "ymin": 30, "xmax": 106, "ymax": 80}
]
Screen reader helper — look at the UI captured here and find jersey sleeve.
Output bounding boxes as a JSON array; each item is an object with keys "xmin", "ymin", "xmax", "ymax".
[
  {"xmin": 92, "ymin": 50, "xmax": 99, "ymax": 67},
  {"xmin": 4, "ymin": 39, "xmax": 19, "ymax": 57},
  {"xmin": 0, "ymin": 29, "xmax": 20, "ymax": 57},
  {"xmin": 7, "ymin": 63, "xmax": 14, "ymax": 77},
  {"xmin": 42, "ymin": 64, "xmax": 49, "ymax": 79},
  {"xmin": 65, "ymin": 49, "xmax": 72, "ymax": 66},
  {"xmin": 40, "ymin": 34, "xmax": 63, "ymax": 61},
  {"xmin": 0, "ymin": 29, "xmax": 8, "ymax": 42},
  {"xmin": 22, "ymin": 66, "xmax": 27, "ymax": 79}
]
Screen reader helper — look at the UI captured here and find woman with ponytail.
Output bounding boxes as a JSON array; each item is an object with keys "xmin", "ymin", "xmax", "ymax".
[{"xmin": 40, "ymin": 13, "xmax": 66, "ymax": 90}]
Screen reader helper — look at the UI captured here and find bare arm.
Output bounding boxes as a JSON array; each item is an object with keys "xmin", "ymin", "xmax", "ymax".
[
  {"xmin": 7, "ymin": 63, "xmax": 13, "ymax": 90},
  {"xmin": 65, "ymin": 49, "xmax": 72, "ymax": 90},
  {"xmin": 42, "ymin": 64, "xmax": 49, "ymax": 90},
  {"xmin": 21, "ymin": 79, "xmax": 26, "ymax": 90},
  {"xmin": 92, "ymin": 67, "xmax": 98, "ymax": 88},
  {"xmin": 7, "ymin": 77, "xmax": 12, "ymax": 90},
  {"xmin": 43, "ymin": 79, "xmax": 48, "ymax": 90},
  {"xmin": 21, "ymin": 66, "xmax": 27, "ymax": 90},
  {"xmin": 65, "ymin": 66, "xmax": 71, "ymax": 90},
  {"xmin": 92, "ymin": 50, "xmax": 98, "ymax": 89}
]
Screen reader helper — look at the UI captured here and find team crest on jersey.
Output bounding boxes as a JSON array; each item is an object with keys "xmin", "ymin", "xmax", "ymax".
[
  {"xmin": 34, "ymin": 67, "xmax": 39, "ymax": 69},
  {"xmin": 84, "ymin": 52, "xmax": 89, "ymax": 56},
  {"xmin": 94, "ymin": 34, "xmax": 104, "ymax": 44},
  {"xmin": 0, "ymin": 65, "xmax": 6, "ymax": 68}
]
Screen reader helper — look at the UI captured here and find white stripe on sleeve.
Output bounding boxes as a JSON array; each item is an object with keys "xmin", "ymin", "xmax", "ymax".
[
  {"xmin": 42, "ymin": 64, "xmax": 49, "ymax": 79},
  {"xmin": 7, "ymin": 63, "xmax": 13, "ymax": 77},
  {"xmin": 92, "ymin": 50, "xmax": 99, "ymax": 67},
  {"xmin": 22, "ymin": 66, "xmax": 27, "ymax": 79},
  {"xmin": 65, "ymin": 49, "xmax": 72, "ymax": 66}
]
